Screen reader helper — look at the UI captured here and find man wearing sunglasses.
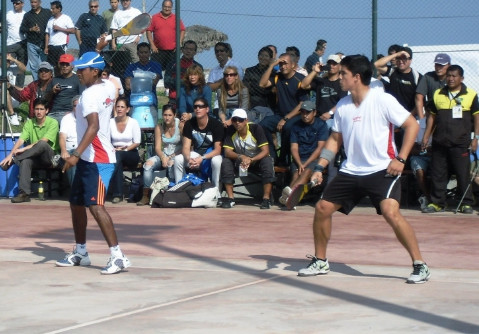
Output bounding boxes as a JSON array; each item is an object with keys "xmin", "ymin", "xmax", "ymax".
[
  {"xmin": 75, "ymin": 0, "xmax": 108, "ymax": 56},
  {"xmin": 220, "ymin": 109, "xmax": 274, "ymax": 209}
]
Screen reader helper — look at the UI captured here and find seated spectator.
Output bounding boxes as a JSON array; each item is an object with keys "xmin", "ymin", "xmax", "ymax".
[
  {"xmin": 243, "ymin": 46, "xmax": 276, "ymax": 123},
  {"xmin": 163, "ymin": 40, "xmax": 203, "ymax": 106},
  {"xmin": 174, "ymin": 97, "xmax": 224, "ymax": 189},
  {"xmin": 8, "ymin": 61, "xmax": 54, "ymax": 119},
  {"xmin": 0, "ymin": 98, "xmax": 59, "ymax": 203},
  {"xmin": 178, "ymin": 64, "xmax": 212, "ymax": 125},
  {"xmin": 109, "ymin": 97, "xmax": 142, "ymax": 203},
  {"xmin": 207, "ymin": 42, "xmax": 244, "ymax": 91},
  {"xmin": 279, "ymin": 101, "xmax": 329, "ymax": 206},
  {"xmin": 286, "ymin": 46, "xmax": 308, "ymax": 76},
  {"xmin": 216, "ymin": 66, "xmax": 249, "ymax": 127},
  {"xmin": 56, "ymin": 95, "xmax": 80, "ymax": 186},
  {"xmin": 102, "ymin": 65, "xmax": 124, "ymax": 101},
  {"xmin": 46, "ymin": 54, "xmax": 83, "ymax": 124},
  {"xmin": 137, "ymin": 104, "xmax": 183, "ymax": 206},
  {"xmin": 124, "ymin": 42, "xmax": 163, "ymax": 105},
  {"xmin": 220, "ymin": 109, "xmax": 274, "ymax": 209}
]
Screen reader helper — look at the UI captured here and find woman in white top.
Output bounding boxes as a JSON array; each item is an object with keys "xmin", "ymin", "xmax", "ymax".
[
  {"xmin": 137, "ymin": 104, "xmax": 182, "ymax": 206},
  {"xmin": 110, "ymin": 97, "xmax": 142, "ymax": 203}
]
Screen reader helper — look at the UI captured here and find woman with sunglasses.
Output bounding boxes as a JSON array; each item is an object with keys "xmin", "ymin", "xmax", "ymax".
[
  {"xmin": 178, "ymin": 64, "xmax": 212, "ymax": 127},
  {"xmin": 216, "ymin": 66, "xmax": 249, "ymax": 127}
]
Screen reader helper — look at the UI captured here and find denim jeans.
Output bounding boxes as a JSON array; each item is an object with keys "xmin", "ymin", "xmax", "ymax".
[{"xmin": 27, "ymin": 42, "xmax": 46, "ymax": 81}]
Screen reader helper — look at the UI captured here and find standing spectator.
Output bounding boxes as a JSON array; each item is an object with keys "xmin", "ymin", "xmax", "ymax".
[
  {"xmin": 1, "ymin": 54, "xmax": 26, "ymax": 124},
  {"xmin": 259, "ymin": 53, "xmax": 309, "ymax": 166},
  {"xmin": 163, "ymin": 40, "xmax": 202, "ymax": 106},
  {"xmin": 110, "ymin": 0, "xmax": 142, "ymax": 63},
  {"xmin": 44, "ymin": 1, "xmax": 75, "ymax": 76},
  {"xmin": 178, "ymin": 64, "xmax": 212, "ymax": 124},
  {"xmin": 0, "ymin": 98, "xmax": 59, "ymax": 203},
  {"xmin": 8, "ymin": 60, "xmax": 53, "ymax": 118},
  {"xmin": 46, "ymin": 53, "xmax": 82, "ymax": 124},
  {"xmin": 6, "ymin": 0, "xmax": 27, "ymax": 87},
  {"xmin": 57, "ymin": 95, "xmax": 79, "ymax": 186},
  {"xmin": 102, "ymin": 0, "xmax": 119, "ymax": 32},
  {"xmin": 279, "ymin": 101, "xmax": 329, "ymax": 206},
  {"xmin": 216, "ymin": 66, "xmax": 249, "ymax": 127},
  {"xmin": 75, "ymin": 0, "xmax": 108, "ymax": 56},
  {"xmin": 137, "ymin": 104, "xmax": 183, "ymax": 206},
  {"xmin": 124, "ymin": 42, "xmax": 163, "ymax": 105},
  {"xmin": 304, "ymin": 39, "xmax": 327, "ymax": 74},
  {"xmin": 19, "ymin": 0, "xmax": 51, "ymax": 81},
  {"xmin": 174, "ymin": 97, "xmax": 224, "ymax": 189},
  {"xmin": 220, "ymin": 109, "xmax": 274, "ymax": 209},
  {"xmin": 55, "ymin": 51, "xmax": 131, "ymax": 275},
  {"xmin": 207, "ymin": 42, "xmax": 244, "ymax": 91},
  {"xmin": 421, "ymin": 65, "xmax": 479, "ymax": 214},
  {"xmin": 146, "ymin": 0, "xmax": 185, "ymax": 70},
  {"xmin": 109, "ymin": 97, "xmax": 141, "ymax": 204},
  {"xmin": 298, "ymin": 55, "xmax": 430, "ymax": 284}
]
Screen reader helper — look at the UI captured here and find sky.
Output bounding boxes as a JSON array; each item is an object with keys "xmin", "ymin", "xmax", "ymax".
[{"xmin": 2, "ymin": 0, "xmax": 479, "ymax": 75}]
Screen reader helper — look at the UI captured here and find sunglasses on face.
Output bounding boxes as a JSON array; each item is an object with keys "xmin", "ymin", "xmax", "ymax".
[
  {"xmin": 39, "ymin": 69, "xmax": 51, "ymax": 73},
  {"xmin": 193, "ymin": 104, "xmax": 207, "ymax": 109},
  {"xmin": 395, "ymin": 56, "xmax": 411, "ymax": 62},
  {"xmin": 90, "ymin": 5, "xmax": 98, "ymax": 8},
  {"xmin": 231, "ymin": 117, "xmax": 246, "ymax": 123},
  {"xmin": 223, "ymin": 73, "xmax": 238, "ymax": 78}
]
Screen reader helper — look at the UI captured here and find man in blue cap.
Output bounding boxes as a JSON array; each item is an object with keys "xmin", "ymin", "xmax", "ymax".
[{"xmin": 55, "ymin": 52, "xmax": 131, "ymax": 275}]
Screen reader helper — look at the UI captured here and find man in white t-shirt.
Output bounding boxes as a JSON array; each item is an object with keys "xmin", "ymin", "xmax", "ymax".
[
  {"xmin": 110, "ymin": 0, "xmax": 142, "ymax": 63},
  {"xmin": 6, "ymin": 0, "xmax": 27, "ymax": 87},
  {"xmin": 55, "ymin": 51, "xmax": 131, "ymax": 275},
  {"xmin": 44, "ymin": 1, "xmax": 75, "ymax": 76},
  {"xmin": 297, "ymin": 55, "xmax": 431, "ymax": 284}
]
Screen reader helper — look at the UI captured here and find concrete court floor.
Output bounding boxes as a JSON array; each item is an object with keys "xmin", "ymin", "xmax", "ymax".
[{"xmin": 0, "ymin": 197, "xmax": 478, "ymax": 334}]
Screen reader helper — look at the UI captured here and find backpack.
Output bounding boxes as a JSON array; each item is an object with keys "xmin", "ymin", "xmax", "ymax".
[
  {"xmin": 151, "ymin": 181, "xmax": 218, "ymax": 208},
  {"xmin": 127, "ymin": 175, "xmax": 143, "ymax": 203}
]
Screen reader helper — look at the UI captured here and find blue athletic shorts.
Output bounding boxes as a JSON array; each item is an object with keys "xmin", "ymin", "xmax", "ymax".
[
  {"xmin": 69, "ymin": 159, "xmax": 115, "ymax": 207},
  {"xmin": 321, "ymin": 169, "xmax": 402, "ymax": 215}
]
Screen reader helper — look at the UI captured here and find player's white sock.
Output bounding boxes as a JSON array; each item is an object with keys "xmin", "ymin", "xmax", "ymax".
[
  {"xmin": 110, "ymin": 245, "xmax": 123, "ymax": 258},
  {"xmin": 75, "ymin": 243, "xmax": 87, "ymax": 255}
]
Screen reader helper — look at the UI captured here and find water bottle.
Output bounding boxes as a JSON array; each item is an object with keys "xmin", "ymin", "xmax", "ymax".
[{"xmin": 38, "ymin": 181, "xmax": 45, "ymax": 201}]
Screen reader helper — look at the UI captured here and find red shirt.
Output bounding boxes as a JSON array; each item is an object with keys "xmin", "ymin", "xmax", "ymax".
[
  {"xmin": 9, "ymin": 79, "xmax": 53, "ymax": 118},
  {"xmin": 147, "ymin": 13, "xmax": 185, "ymax": 50}
]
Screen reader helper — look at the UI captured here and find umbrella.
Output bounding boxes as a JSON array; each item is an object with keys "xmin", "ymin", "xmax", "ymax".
[{"xmin": 184, "ymin": 25, "xmax": 228, "ymax": 53}]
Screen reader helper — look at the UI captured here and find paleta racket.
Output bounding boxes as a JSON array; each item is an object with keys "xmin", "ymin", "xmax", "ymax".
[{"xmin": 99, "ymin": 13, "xmax": 152, "ymax": 42}]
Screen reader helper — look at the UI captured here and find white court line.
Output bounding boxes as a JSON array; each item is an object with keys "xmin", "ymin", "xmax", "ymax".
[{"xmin": 43, "ymin": 273, "xmax": 289, "ymax": 334}]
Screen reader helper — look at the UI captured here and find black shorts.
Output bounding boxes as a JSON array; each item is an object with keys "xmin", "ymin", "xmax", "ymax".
[{"xmin": 321, "ymin": 169, "xmax": 402, "ymax": 215}]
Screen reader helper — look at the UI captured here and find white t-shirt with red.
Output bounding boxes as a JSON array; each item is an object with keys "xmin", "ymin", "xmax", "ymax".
[
  {"xmin": 76, "ymin": 80, "xmax": 117, "ymax": 163},
  {"xmin": 333, "ymin": 88, "xmax": 410, "ymax": 176}
]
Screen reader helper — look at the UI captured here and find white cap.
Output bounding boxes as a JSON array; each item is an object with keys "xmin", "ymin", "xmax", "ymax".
[{"xmin": 231, "ymin": 108, "xmax": 247, "ymax": 119}]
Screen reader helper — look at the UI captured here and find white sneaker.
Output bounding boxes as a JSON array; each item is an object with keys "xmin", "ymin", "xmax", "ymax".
[
  {"xmin": 298, "ymin": 255, "xmax": 330, "ymax": 276},
  {"xmin": 9, "ymin": 113, "xmax": 20, "ymax": 126},
  {"xmin": 56, "ymin": 250, "xmax": 91, "ymax": 267},
  {"xmin": 406, "ymin": 261, "xmax": 431, "ymax": 284},
  {"xmin": 100, "ymin": 255, "xmax": 131, "ymax": 275}
]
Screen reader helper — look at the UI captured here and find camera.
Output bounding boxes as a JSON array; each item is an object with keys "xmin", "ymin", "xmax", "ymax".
[
  {"xmin": 320, "ymin": 64, "xmax": 331, "ymax": 72},
  {"xmin": 58, "ymin": 84, "xmax": 71, "ymax": 89}
]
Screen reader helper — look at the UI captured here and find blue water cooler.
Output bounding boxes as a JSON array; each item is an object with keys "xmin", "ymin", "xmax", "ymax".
[
  {"xmin": 0, "ymin": 135, "xmax": 20, "ymax": 198},
  {"xmin": 130, "ymin": 77, "xmax": 157, "ymax": 128}
]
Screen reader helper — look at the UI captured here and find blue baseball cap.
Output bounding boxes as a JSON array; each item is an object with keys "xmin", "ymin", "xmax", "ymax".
[{"xmin": 72, "ymin": 52, "xmax": 105, "ymax": 70}]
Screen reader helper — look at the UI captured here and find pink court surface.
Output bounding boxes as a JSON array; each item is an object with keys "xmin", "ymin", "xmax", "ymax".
[{"xmin": 0, "ymin": 198, "xmax": 478, "ymax": 333}]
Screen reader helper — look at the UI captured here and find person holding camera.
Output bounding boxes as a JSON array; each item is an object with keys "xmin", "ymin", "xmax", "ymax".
[{"xmin": 45, "ymin": 53, "xmax": 82, "ymax": 124}]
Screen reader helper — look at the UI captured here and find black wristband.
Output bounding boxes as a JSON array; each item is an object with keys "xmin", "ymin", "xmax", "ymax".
[
  {"xmin": 395, "ymin": 156, "xmax": 406, "ymax": 164},
  {"xmin": 313, "ymin": 164, "xmax": 325, "ymax": 173}
]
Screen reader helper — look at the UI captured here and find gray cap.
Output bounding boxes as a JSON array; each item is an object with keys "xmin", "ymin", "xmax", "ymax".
[
  {"xmin": 39, "ymin": 61, "xmax": 54, "ymax": 71},
  {"xmin": 300, "ymin": 100, "xmax": 316, "ymax": 112}
]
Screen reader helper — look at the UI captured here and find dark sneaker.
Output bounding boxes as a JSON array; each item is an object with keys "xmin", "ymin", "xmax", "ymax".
[
  {"xmin": 459, "ymin": 205, "xmax": 473, "ymax": 214},
  {"xmin": 422, "ymin": 203, "xmax": 445, "ymax": 213},
  {"xmin": 51, "ymin": 154, "xmax": 63, "ymax": 169},
  {"xmin": 11, "ymin": 191, "xmax": 30, "ymax": 203},
  {"xmin": 221, "ymin": 197, "xmax": 235, "ymax": 208},
  {"xmin": 298, "ymin": 255, "xmax": 330, "ymax": 276},
  {"xmin": 406, "ymin": 262, "xmax": 431, "ymax": 284},
  {"xmin": 260, "ymin": 198, "xmax": 271, "ymax": 209}
]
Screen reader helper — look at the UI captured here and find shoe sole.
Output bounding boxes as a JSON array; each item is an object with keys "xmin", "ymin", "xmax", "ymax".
[{"xmin": 298, "ymin": 270, "xmax": 330, "ymax": 277}]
